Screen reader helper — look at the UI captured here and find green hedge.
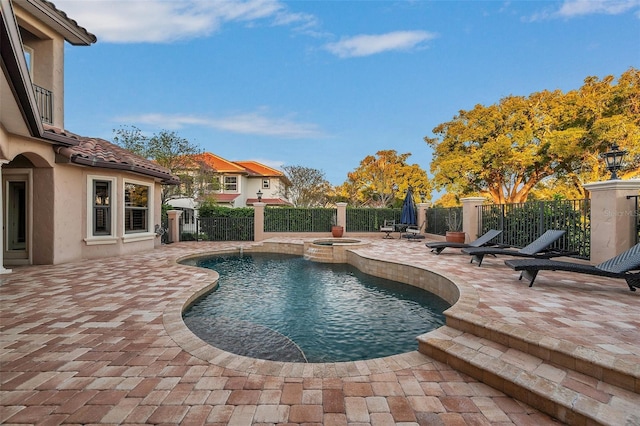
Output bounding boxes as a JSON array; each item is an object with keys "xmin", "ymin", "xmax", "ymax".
[{"xmin": 198, "ymin": 202, "xmax": 253, "ymax": 218}]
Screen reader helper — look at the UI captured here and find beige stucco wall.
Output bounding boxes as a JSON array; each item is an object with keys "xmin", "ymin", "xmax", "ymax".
[
  {"xmin": 51, "ymin": 163, "xmax": 83, "ymax": 264},
  {"xmin": 14, "ymin": 4, "xmax": 66, "ymax": 128},
  {"xmin": 2, "ymin": 129, "xmax": 165, "ymax": 266},
  {"xmin": 75, "ymin": 169, "xmax": 163, "ymax": 262}
]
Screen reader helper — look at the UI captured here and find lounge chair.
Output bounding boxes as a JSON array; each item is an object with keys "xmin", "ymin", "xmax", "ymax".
[
  {"xmin": 461, "ymin": 229, "xmax": 566, "ymax": 266},
  {"xmin": 505, "ymin": 243, "xmax": 640, "ymax": 291},
  {"xmin": 426, "ymin": 229, "xmax": 502, "ymax": 254},
  {"xmin": 380, "ymin": 220, "xmax": 395, "ymax": 239}
]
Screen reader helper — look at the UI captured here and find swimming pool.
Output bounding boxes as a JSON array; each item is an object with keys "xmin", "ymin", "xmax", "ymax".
[{"xmin": 182, "ymin": 253, "xmax": 450, "ymax": 363}]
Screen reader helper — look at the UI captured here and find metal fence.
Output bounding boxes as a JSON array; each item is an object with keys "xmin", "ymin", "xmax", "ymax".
[
  {"xmin": 33, "ymin": 84, "xmax": 53, "ymax": 124},
  {"xmin": 160, "ymin": 214, "xmax": 169, "ymax": 244},
  {"xmin": 195, "ymin": 217, "xmax": 254, "ymax": 241},
  {"xmin": 426, "ymin": 207, "xmax": 463, "ymax": 235},
  {"xmin": 479, "ymin": 199, "xmax": 591, "ymax": 259},
  {"xmin": 264, "ymin": 208, "xmax": 335, "ymax": 232},
  {"xmin": 346, "ymin": 208, "xmax": 401, "ymax": 232}
]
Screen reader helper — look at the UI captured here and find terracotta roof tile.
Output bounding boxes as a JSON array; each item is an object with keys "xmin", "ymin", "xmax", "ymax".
[
  {"xmin": 235, "ymin": 161, "xmax": 284, "ymax": 177},
  {"xmin": 45, "ymin": 126, "xmax": 179, "ymax": 184},
  {"xmin": 192, "ymin": 153, "xmax": 246, "ymax": 173},
  {"xmin": 214, "ymin": 193, "xmax": 240, "ymax": 202},
  {"xmin": 41, "ymin": 0, "xmax": 97, "ymax": 43},
  {"xmin": 247, "ymin": 198, "xmax": 293, "ymax": 206}
]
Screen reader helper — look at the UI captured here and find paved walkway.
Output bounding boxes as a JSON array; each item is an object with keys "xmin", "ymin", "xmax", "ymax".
[{"xmin": 1, "ymin": 238, "xmax": 638, "ymax": 425}]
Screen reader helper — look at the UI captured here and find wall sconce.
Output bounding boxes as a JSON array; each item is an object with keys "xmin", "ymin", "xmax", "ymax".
[
  {"xmin": 602, "ymin": 143, "xmax": 627, "ymax": 180},
  {"xmin": 256, "ymin": 189, "xmax": 263, "ymax": 202}
]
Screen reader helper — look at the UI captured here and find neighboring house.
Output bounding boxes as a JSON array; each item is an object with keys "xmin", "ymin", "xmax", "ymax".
[
  {"xmin": 167, "ymin": 153, "xmax": 292, "ymax": 231},
  {"xmin": 0, "ymin": 0, "xmax": 178, "ymax": 270}
]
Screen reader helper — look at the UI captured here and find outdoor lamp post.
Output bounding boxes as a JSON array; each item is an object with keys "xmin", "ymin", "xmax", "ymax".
[
  {"xmin": 419, "ymin": 191, "xmax": 426, "ymax": 203},
  {"xmin": 602, "ymin": 143, "xmax": 627, "ymax": 180},
  {"xmin": 256, "ymin": 189, "xmax": 263, "ymax": 202}
]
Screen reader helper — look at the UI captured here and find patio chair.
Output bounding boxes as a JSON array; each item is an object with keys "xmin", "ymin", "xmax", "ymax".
[
  {"xmin": 461, "ymin": 229, "xmax": 566, "ymax": 266},
  {"xmin": 403, "ymin": 224, "xmax": 425, "ymax": 241},
  {"xmin": 380, "ymin": 220, "xmax": 395, "ymax": 239},
  {"xmin": 505, "ymin": 243, "xmax": 640, "ymax": 291},
  {"xmin": 426, "ymin": 229, "xmax": 503, "ymax": 254}
]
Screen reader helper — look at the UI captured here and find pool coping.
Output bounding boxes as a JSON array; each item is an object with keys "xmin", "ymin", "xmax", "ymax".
[{"xmin": 163, "ymin": 241, "xmax": 473, "ymax": 378}]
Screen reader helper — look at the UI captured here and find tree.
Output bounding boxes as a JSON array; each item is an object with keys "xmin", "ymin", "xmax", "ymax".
[
  {"xmin": 425, "ymin": 68, "xmax": 639, "ymax": 203},
  {"xmin": 339, "ymin": 150, "xmax": 431, "ymax": 207},
  {"xmin": 113, "ymin": 126, "xmax": 204, "ymax": 202},
  {"xmin": 281, "ymin": 165, "xmax": 332, "ymax": 207}
]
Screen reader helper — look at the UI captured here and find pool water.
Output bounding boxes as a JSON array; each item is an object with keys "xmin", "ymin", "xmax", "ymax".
[{"xmin": 182, "ymin": 253, "xmax": 450, "ymax": 363}]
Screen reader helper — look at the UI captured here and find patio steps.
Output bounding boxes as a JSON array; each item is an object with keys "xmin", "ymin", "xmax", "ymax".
[{"xmin": 418, "ymin": 326, "xmax": 640, "ymax": 425}]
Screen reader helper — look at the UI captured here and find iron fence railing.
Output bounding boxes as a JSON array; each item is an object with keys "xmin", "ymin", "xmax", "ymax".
[
  {"xmin": 196, "ymin": 217, "xmax": 254, "ymax": 241},
  {"xmin": 160, "ymin": 214, "xmax": 169, "ymax": 244},
  {"xmin": 426, "ymin": 207, "xmax": 462, "ymax": 236},
  {"xmin": 479, "ymin": 199, "xmax": 591, "ymax": 259},
  {"xmin": 264, "ymin": 208, "xmax": 335, "ymax": 232},
  {"xmin": 627, "ymin": 195, "xmax": 640, "ymax": 245},
  {"xmin": 346, "ymin": 208, "xmax": 401, "ymax": 232},
  {"xmin": 33, "ymin": 84, "xmax": 53, "ymax": 124}
]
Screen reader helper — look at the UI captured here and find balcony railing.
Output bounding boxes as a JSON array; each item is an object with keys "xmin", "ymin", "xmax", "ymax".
[{"xmin": 33, "ymin": 84, "xmax": 53, "ymax": 124}]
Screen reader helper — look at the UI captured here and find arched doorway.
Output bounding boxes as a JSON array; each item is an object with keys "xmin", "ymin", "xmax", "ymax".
[{"xmin": 3, "ymin": 153, "xmax": 54, "ymax": 266}]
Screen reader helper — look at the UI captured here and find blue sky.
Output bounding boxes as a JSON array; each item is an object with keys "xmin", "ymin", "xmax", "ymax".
[{"xmin": 57, "ymin": 0, "xmax": 639, "ymax": 189}]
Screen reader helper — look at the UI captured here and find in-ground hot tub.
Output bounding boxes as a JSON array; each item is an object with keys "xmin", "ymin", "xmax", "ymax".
[{"xmin": 303, "ymin": 238, "xmax": 370, "ymax": 263}]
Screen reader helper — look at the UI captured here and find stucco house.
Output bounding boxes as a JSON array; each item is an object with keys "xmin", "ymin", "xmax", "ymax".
[
  {"xmin": 0, "ymin": 0, "xmax": 178, "ymax": 271},
  {"xmin": 167, "ymin": 152, "xmax": 292, "ymax": 232},
  {"xmin": 167, "ymin": 152, "xmax": 292, "ymax": 209}
]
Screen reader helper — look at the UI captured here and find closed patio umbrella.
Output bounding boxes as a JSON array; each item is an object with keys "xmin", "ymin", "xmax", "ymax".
[{"xmin": 400, "ymin": 187, "xmax": 417, "ymax": 225}]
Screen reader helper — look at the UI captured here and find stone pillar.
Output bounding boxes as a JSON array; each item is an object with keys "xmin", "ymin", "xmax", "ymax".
[
  {"xmin": 166, "ymin": 210, "xmax": 183, "ymax": 243},
  {"xmin": 583, "ymin": 179, "xmax": 640, "ymax": 264},
  {"xmin": 0, "ymin": 161, "xmax": 11, "ymax": 274},
  {"xmin": 253, "ymin": 202, "xmax": 266, "ymax": 241},
  {"xmin": 417, "ymin": 202, "xmax": 430, "ymax": 231},
  {"xmin": 461, "ymin": 197, "xmax": 487, "ymax": 243},
  {"xmin": 336, "ymin": 202, "xmax": 347, "ymax": 229}
]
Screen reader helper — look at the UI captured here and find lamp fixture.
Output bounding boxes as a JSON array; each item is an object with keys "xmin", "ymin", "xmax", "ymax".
[
  {"xmin": 256, "ymin": 189, "xmax": 263, "ymax": 202},
  {"xmin": 602, "ymin": 143, "xmax": 627, "ymax": 180}
]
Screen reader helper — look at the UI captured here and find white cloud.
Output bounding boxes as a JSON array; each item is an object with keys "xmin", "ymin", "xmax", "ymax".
[
  {"xmin": 557, "ymin": 0, "xmax": 640, "ymax": 16},
  {"xmin": 117, "ymin": 111, "xmax": 324, "ymax": 138},
  {"xmin": 324, "ymin": 31, "xmax": 438, "ymax": 58},
  {"xmin": 55, "ymin": 0, "xmax": 317, "ymax": 43},
  {"xmin": 528, "ymin": 0, "xmax": 640, "ymax": 21}
]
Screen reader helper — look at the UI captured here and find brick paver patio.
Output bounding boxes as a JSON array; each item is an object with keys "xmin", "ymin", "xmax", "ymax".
[{"xmin": 1, "ymin": 238, "xmax": 638, "ymax": 425}]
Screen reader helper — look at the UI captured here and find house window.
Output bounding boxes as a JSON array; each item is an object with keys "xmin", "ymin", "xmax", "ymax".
[
  {"xmin": 86, "ymin": 176, "xmax": 117, "ymax": 244},
  {"xmin": 23, "ymin": 46, "xmax": 33, "ymax": 78},
  {"xmin": 224, "ymin": 176, "xmax": 237, "ymax": 191},
  {"xmin": 124, "ymin": 182, "xmax": 149, "ymax": 233},
  {"xmin": 262, "ymin": 179, "xmax": 270, "ymax": 189},
  {"xmin": 93, "ymin": 180, "xmax": 111, "ymax": 235}
]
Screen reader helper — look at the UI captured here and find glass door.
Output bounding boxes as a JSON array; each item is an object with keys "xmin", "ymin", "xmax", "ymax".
[{"xmin": 4, "ymin": 173, "xmax": 29, "ymax": 262}]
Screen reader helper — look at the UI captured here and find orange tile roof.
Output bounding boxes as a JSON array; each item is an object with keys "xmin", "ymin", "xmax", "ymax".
[
  {"xmin": 235, "ymin": 161, "xmax": 284, "ymax": 177},
  {"xmin": 247, "ymin": 198, "xmax": 293, "ymax": 206},
  {"xmin": 214, "ymin": 193, "xmax": 240, "ymax": 202},
  {"xmin": 191, "ymin": 153, "xmax": 247, "ymax": 174}
]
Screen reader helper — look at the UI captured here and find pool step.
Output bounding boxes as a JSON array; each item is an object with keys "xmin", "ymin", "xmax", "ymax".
[{"xmin": 417, "ymin": 326, "xmax": 640, "ymax": 425}]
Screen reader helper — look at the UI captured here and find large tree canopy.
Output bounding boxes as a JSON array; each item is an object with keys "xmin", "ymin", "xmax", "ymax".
[
  {"xmin": 113, "ymin": 126, "xmax": 203, "ymax": 202},
  {"xmin": 281, "ymin": 165, "xmax": 332, "ymax": 207},
  {"xmin": 425, "ymin": 68, "xmax": 639, "ymax": 203},
  {"xmin": 336, "ymin": 150, "xmax": 432, "ymax": 207}
]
